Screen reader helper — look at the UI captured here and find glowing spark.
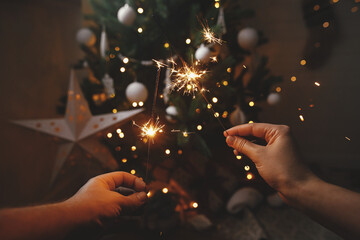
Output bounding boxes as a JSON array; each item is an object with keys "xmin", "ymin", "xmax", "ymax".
[
  {"xmin": 299, "ymin": 115, "xmax": 305, "ymax": 122},
  {"xmin": 133, "ymin": 118, "xmax": 164, "ymax": 140},
  {"xmin": 170, "ymin": 61, "xmax": 207, "ymax": 96},
  {"xmin": 314, "ymin": 82, "xmax": 320, "ymax": 87},
  {"xmin": 210, "ymin": 56, "xmax": 218, "ymax": 62},
  {"xmin": 201, "ymin": 21, "xmax": 223, "ymax": 45},
  {"xmin": 152, "ymin": 59, "xmax": 167, "ymax": 69},
  {"xmin": 345, "ymin": 136, "xmax": 351, "ymax": 141}
]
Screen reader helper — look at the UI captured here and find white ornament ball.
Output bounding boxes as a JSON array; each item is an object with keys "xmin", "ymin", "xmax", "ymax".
[
  {"xmin": 117, "ymin": 4, "xmax": 136, "ymax": 26},
  {"xmin": 267, "ymin": 93, "xmax": 281, "ymax": 106},
  {"xmin": 195, "ymin": 44, "xmax": 211, "ymax": 63},
  {"xmin": 165, "ymin": 106, "xmax": 178, "ymax": 122},
  {"xmin": 125, "ymin": 82, "xmax": 148, "ymax": 103},
  {"xmin": 237, "ymin": 27, "xmax": 259, "ymax": 50},
  {"xmin": 266, "ymin": 192, "xmax": 284, "ymax": 208},
  {"xmin": 229, "ymin": 106, "xmax": 246, "ymax": 126},
  {"xmin": 226, "ymin": 187, "xmax": 263, "ymax": 214},
  {"xmin": 76, "ymin": 28, "xmax": 96, "ymax": 46}
]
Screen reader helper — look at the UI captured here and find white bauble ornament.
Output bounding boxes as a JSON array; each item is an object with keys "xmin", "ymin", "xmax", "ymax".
[
  {"xmin": 100, "ymin": 27, "xmax": 108, "ymax": 58},
  {"xmin": 102, "ymin": 74, "xmax": 115, "ymax": 98},
  {"xmin": 237, "ymin": 27, "xmax": 259, "ymax": 50},
  {"xmin": 117, "ymin": 4, "xmax": 136, "ymax": 26},
  {"xmin": 229, "ymin": 106, "xmax": 246, "ymax": 126},
  {"xmin": 226, "ymin": 187, "xmax": 263, "ymax": 214},
  {"xmin": 195, "ymin": 44, "xmax": 211, "ymax": 63},
  {"xmin": 165, "ymin": 106, "xmax": 178, "ymax": 122},
  {"xmin": 125, "ymin": 82, "xmax": 148, "ymax": 103},
  {"xmin": 76, "ymin": 28, "xmax": 96, "ymax": 46},
  {"xmin": 267, "ymin": 93, "xmax": 281, "ymax": 106},
  {"xmin": 266, "ymin": 192, "xmax": 284, "ymax": 208}
]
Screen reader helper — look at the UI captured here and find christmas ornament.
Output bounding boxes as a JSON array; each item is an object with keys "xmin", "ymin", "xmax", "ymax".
[
  {"xmin": 125, "ymin": 82, "xmax": 148, "ymax": 103},
  {"xmin": 76, "ymin": 28, "xmax": 96, "ymax": 46},
  {"xmin": 217, "ymin": 7, "xmax": 227, "ymax": 35},
  {"xmin": 165, "ymin": 106, "xmax": 178, "ymax": 123},
  {"xmin": 12, "ymin": 70, "xmax": 143, "ymax": 183},
  {"xmin": 229, "ymin": 106, "xmax": 246, "ymax": 126},
  {"xmin": 237, "ymin": 27, "xmax": 259, "ymax": 50},
  {"xmin": 117, "ymin": 4, "xmax": 136, "ymax": 26},
  {"xmin": 195, "ymin": 44, "xmax": 211, "ymax": 63},
  {"xmin": 101, "ymin": 74, "xmax": 115, "ymax": 98},
  {"xmin": 267, "ymin": 93, "xmax": 281, "ymax": 106},
  {"xmin": 266, "ymin": 192, "xmax": 284, "ymax": 207},
  {"xmin": 187, "ymin": 214, "xmax": 213, "ymax": 231},
  {"xmin": 100, "ymin": 26, "xmax": 108, "ymax": 58},
  {"xmin": 226, "ymin": 187, "xmax": 263, "ymax": 214}
]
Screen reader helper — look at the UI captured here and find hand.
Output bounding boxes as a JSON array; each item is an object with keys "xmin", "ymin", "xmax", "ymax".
[
  {"xmin": 65, "ymin": 171, "xmax": 147, "ymax": 225},
  {"xmin": 224, "ymin": 123, "xmax": 316, "ymax": 198}
]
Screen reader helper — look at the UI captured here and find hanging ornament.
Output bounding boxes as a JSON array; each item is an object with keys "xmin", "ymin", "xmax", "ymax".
[
  {"xmin": 125, "ymin": 82, "xmax": 148, "ymax": 103},
  {"xmin": 229, "ymin": 106, "xmax": 246, "ymax": 126},
  {"xmin": 267, "ymin": 93, "xmax": 281, "ymax": 106},
  {"xmin": 100, "ymin": 26, "xmax": 108, "ymax": 58},
  {"xmin": 217, "ymin": 7, "xmax": 227, "ymax": 35},
  {"xmin": 76, "ymin": 28, "xmax": 96, "ymax": 46},
  {"xmin": 226, "ymin": 187, "xmax": 263, "ymax": 214},
  {"xmin": 195, "ymin": 44, "xmax": 211, "ymax": 63},
  {"xmin": 237, "ymin": 27, "xmax": 259, "ymax": 50},
  {"xmin": 12, "ymin": 70, "xmax": 143, "ymax": 184},
  {"xmin": 165, "ymin": 106, "xmax": 178, "ymax": 123},
  {"xmin": 117, "ymin": 4, "xmax": 136, "ymax": 26},
  {"xmin": 101, "ymin": 74, "xmax": 115, "ymax": 98}
]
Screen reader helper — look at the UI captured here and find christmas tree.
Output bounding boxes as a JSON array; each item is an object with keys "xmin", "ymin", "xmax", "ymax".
[{"xmin": 71, "ymin": 0, "xmax": 282, "ymax": 231}]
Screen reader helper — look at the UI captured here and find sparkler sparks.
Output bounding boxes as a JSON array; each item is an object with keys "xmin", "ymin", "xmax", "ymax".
[
  {"xmin": 133, "ymin": 118, "xmax": 164, "ymax": 140},
  {"xmin": 202, "ymin": 23, "xmax": 223, "ymax": 45},
  {"xmin": 170, "ymin": 61, "xmax": 207, "ymax": 96},
  {"xmin": 153, "ymin": 59, "xmax": 167, "ymax": 69}
]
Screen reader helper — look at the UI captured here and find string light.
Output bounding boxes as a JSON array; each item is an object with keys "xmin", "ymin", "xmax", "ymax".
[
  {"xmin": 183, "ymin": 132, "xmax": 189, "ymax": 137},
  {"xmin": 191, "ymin": 202, "xmax": 199, "ymax": 208},
  {"xmin": 115, "ymin": 46, "xmax": 120, "ymax": 51},
  {"xmin": 214, "ymin": 2, "xmax": 220, "ymax": 8},
  {"xmin": 120, "ymin": 67, "xmax": 126, "ymax": 72},
  {"xmin": 300, "ymin": 59, "xmax": 307, "ymax": 66},
  {"xmin": 162, "ymin": 188, "xmax": 169, "ymax": 194},
  {"xmin": 165, "ymin": 149, "xmax": 171, "ymax": 155},
  {"xmin": 130, "ymin": 169, "xmax": 136, "ymax": 174},
  {"xmin": 112, "ymin": 108, "xmax": 118, "ymax": 113},
  {"xmin": 323, "ymin": 22, "xmax": 329, "ymax": 28},
  {"xmin": 248, "ymin": 120, "xmax": 254, "ymax": 123},
  {"xmin": 351, "ymin": 6, "xmax": 358, "ymax": 13},
  {"xmin": 109, "ymin": 54, "xmax": 115, "ymax": 59},
  {"xmin": 345, "ymin": 136, "xmax": 351, "ymax": 141},
  {"xmin": 122, "ymin": 158, "xmax": 127, "ymax": 163},
  {"xmin": 178, "ymin": 149, "xmax": 183, "ymax": 155},
  {"xmin": 313, "ymin": 5, "xmax": 320, "ymax": 11},
  {"xmin": 249, "ymin": 101, "xmax": 255, "ymax": 107},
  {"xmin": 115, "ymin": 146, "xmax": 121, "ymax": 151},
  {"xmin": 214, "ymin": 112, "xmax": 219, "ymax": 118},
  {"xmin": 299, "ymin": 115, "xmax": 305, "ymax": 122},
  {"xmin": 291, "ymin": 76, "xmax": 297, "ymax": 82},
  {"xmin": 123, "ymin": 57, "xmax": 129, "ymax": 64},
  {"xmin": 138, "ymin": 101, "xmax": 144, "ymax": 107},
  {"xmin": 314, "ymin": 82, "xmax": 320, "ymax": 87},
  {"xmin": 107, "ymin": 133, "xmax": 113, "ymax": 138},
  {"xmin": 147, "ymin": 191, "xmax": 152, "ymax": 197},
  {"xmin": 309, "ymin": 104, "xmax": 315, "ymax": 108},
  {"xmin": 222, "ymin": 111, "xmax": 228, "ymax": 118},
  {"xmin": 137, "ymin": 28, "xmax": 143, "ymax": 33},
  {"xmin": 212, "ymin": 97, "xmax": 218, "ymax": 103},
  {"xmin": 132, "ymin": 102, "xmax": 138, "ymax": 107},
  {"xmin": 137, "ymin": 8, "xmax": 144, "ymax": 14},
  {"xmin": 236, "ymin": 155, "xmax": 242, "ymax": 160},
  {"xmin": 119, "ymin": 132, "xmax": 125, "ymax": 138},
  {"xmin": 222, "ymin": 80, "xmax": 228, "ymax": 86},
  {"xmin": 131, "ymin": 146, "xmax": 136, "ymax": 151},
  {"xmin": 164, "ymin": 42, "xmax": 170, "ymax": 48},
  {"xmin": 207, "ymin": 104, "xmax": 212, "ymax": 109},
  {"xmin": 185, "ymin": 38, "xmax": 191, "ymax": 44},
  {"xmin": 116, "ymin": 128, "xmax": 122, "ymax": 134},
  {"xmin": 197, "ymin": 125, "xmax": 202, "ymax": 131},
  {"xmin": 276, "ymin": 87, "xmax": 282, "ymax": 92},
  {"xmin": 244, "ymin": 165, "xmax": 250, "ymax": 171},
  {"xmin": 227, "ymin": 68, "xmax": 232, "ymax": 73},
  {"xmin": 246, "ymin": 173, "xmax": 253, "ymax": 180}
]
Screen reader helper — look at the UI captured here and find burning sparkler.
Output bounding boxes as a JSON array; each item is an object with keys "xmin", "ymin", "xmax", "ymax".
[
  {"xmin": 133, "ymin": 117, "xmax": 164, "ymax": 140},
  {"xmin": 201, "ymin": 21, "xmax": 223, "ymax": 45}
]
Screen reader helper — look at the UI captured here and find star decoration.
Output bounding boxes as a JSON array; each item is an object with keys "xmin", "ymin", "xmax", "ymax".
[{"xmin": 12, "ymin": 70, "xmax": 144, "ymax": 183}]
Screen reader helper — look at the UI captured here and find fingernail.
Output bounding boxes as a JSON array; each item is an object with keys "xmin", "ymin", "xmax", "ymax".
[
  {"xmin": 135, "ymin": 178, "xmax": 146, "ymax": 189},
  {"xmin": 223, "ymin": 131, "xmax": 228, "ymax": 137},
  {"xmin": 226, "ymin": 136, "xmax": 235, "ymax": 145},
  {"xmin": 136, "ymin": 192, "xmax": 147, "ymax": 202}
]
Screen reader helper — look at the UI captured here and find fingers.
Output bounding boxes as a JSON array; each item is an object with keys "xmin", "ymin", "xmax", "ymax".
[
  {"xmin": 226, "ymin": 135, "xmax": 263, "ymax": 160},
  {"xmin": 224, "ymin": 123, "xmax": 288, "ymax": 143},
  {"xmin": 118, "ymin": 192, "xmax": 147, "ymax": 211},
  {"xmin": 96, "ymin": 172, "xmax": 146, "ymax": 192}
]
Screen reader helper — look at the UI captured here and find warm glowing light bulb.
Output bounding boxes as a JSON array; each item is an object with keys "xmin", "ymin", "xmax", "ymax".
[
  {"xmin": 185, "ymin": 38, "xmax": 191, "ymax": 44},
  {"xmin": 276, "ymin": 87, "xmax": 282, "ymax": 93},
  {"xmin": 137, "ymin": 28, "xmax": 143, "ymax": 33},
  {"xmin": 249, "ymin": 101, "xmax": 255, "ymax": 107},
  {"xmin": 214, "ymin": 2, "xmax": 220, "ymax": 8},
  {"xmin": 164, "ymin": 42, "xmax": 170, "ymax": 48},
  {"xmin": 299, "ymin": 115, "xmax": 305, "ymax": 122},
  {"xmin": 222, "ymin": 80, "xmax": 228, "ymax": 86},
  {"xmin": 207, "ymin": 104, "xmax": 212, "ymax": 109},
  {"xmin": 122, "ymin": 158, "xmax": 127, "ymax": 163},
  {"xmin": 192, "ymin": 202, "xmax": 199, "ymax": 208},
  {"xmin": 227, "ymin": 68, "xmax": 232, "ymax": 73},
  {"xmin": 115, "ymin": 46, "xmax": 120, "ymax": 51},
  {"xmin": 300, "ymin": 59, "xmax": 306, "ymax": 66},
  {"xmin": 248, "ymin": 120, "xmax": 254, "ymax": 123},
  {"xmin": 313, "ymin": 4, "xmax": 320, "ymax": 11},
  {"xmin": 212, "ymin": 97, "xmax": 218, "ymax": 103},
  {"xmin": 107, "ymin": 133, "xmax": 113, "ymax": 138},
  {"xmin": 131, "ymin": 146, "xmax": 136, "ymax": 151},
  {"xmin": 137, "ymin": 8, "xmax": 144, "ymax": 14},
  {"xmin": 291, "ymin": 76, "xmax": 297, "ymax": 82},
  {"xmin": 162, "ymin": 188, "xmax": 169, "ymax": 194},
  {"xmin": 130, "ymin": 169, "xmax": 136, "ymax": 174},
  {"xmin": 132, "ymin": 102, "xmax": 138, "ymax": 107},
  {"xmin": 165, "ymin": 149, "xmax": 170, "ymax": 155},
  {"xmin": 120, "ymin": 67, "xmax": 126, "ymax": 72},
  {"xmin": 112, "ymin": 108, "xmax": 117, "ymax": 113},
  {"xmin": 147, "ymin": 191, "xmax": 151, "ymax": 197},
  {"xmin": 178, "ymin": 149, "xmax": 183, "ymax": 155},
  {"xmin": 314, "ymin": 82, "xmax": 320, "ymax": 86},
  {"xmin": 214, "ymin": 112, "xmax": 219, "ymax": 118},
  {"xmin": 222, "ymin": 111, "xmax": 228, "ymax": 118},
  {"xmin": 183, "ymin": 132, "xmax": 189, "ymax": 137},
  {"xmin": 123, "ymin": 57, "xmax": 129, "ymax": 64},
  {"xmin": 236, "ymin": 155, "xmax": 242, "ymax": 160},
  {"xmin": 246, "ymin": 173, "xmax": 253, "ymax": 180},
  {"xmin": 197, "ymin": 125, "xmax": 202, "ymax": 131},
  {"xmin": 323, "ymin": 21, "xmax": 329, "ymax": 28},
  {"xmin": 119, "ymin": 132, "xmax": 125, "ymax": 138},
  {"xmin": 116, "ymin": 128, "xmax": 122, "ymax": 134},
  {"xmin": 138, "ymin": 101, "xmax": 144, "ymax": 106},
  {"xmin": 244, "ymin": 165, "xmax": 250, "ymax": 171}
]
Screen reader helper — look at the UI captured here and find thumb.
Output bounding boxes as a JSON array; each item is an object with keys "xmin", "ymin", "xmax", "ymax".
[
  {"xmin": 119, "ymin": 192, "xmax": 147, "ymax": 211},
  {"xmin": 226, "ymin": 136, "xmax": 262, "ymax": 161}
]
